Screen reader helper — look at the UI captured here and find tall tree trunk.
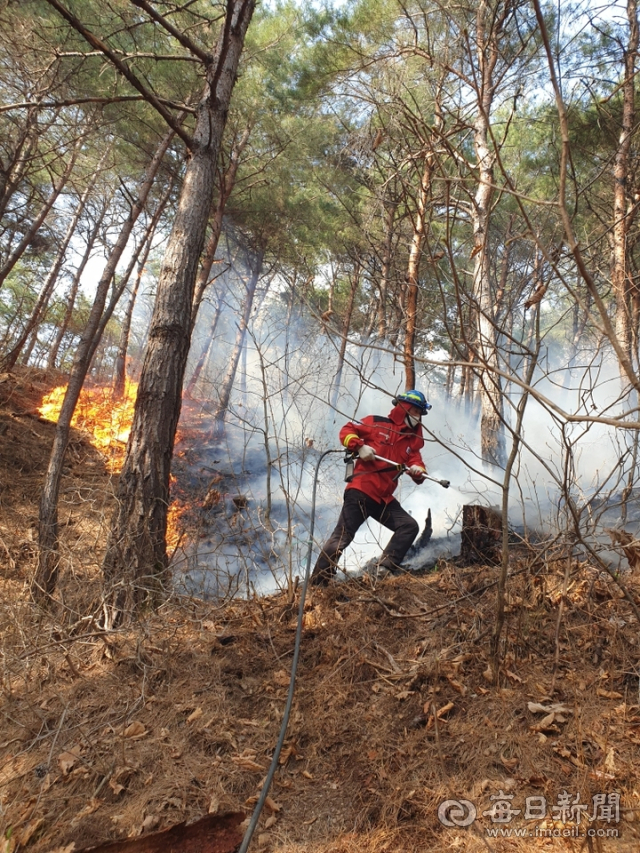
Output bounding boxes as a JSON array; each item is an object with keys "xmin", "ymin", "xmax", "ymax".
[
  {"xmin": 112, "ymin": 179, "xmax": 175, "ymax": 397},
  {"xmin": 0, "ymin": 139, "xmax": 80, "ymax": 291},
  {"xmin": 388, "ymin": 274, "xmax": 405, "ymax": 349},
  {"xmin": 320, "ymin": 265, "xmax": 336, "ymax": 334},
  {"xmin": 212, "ymin": 248, "xmax": 264, "ymax": 440},
  {"xmin": 47, "ymin": 204, "xmax": 107, "ymax": 370},
  {"xmin": 191, "ymin": 122, "xmax": 251, "ymax": 328},
  {"xmin": 612, "ymin": 0, "xmax": 639, "ymax": 378},
  {"xmin": 102, "ymin": 0, "xmax": 256, "ymax": 618},
  {"xmin": 329, "ymin": 261, "xmax": 360, "ymax": 411},
  {"xmin": 185, "ymin": 277, "xmax": 228, "ymax": 397},
  {"xmin": 609, "ymin": 0, "xmax": 640, "ymax": 520},
  {"xmin": 471, "ymin": 0, "xmax": 507, "ymax": 468},
  {"xmin": 90, "ymin": 229, "xmax": 150, "ymax": 368},
  {"xmin": 403, "ymin": 81, "xmax": 444, "ymax": 386},
  {"xmin": 111, "ymin": 240, "xmax": 153, "ymax": 398},
  {"xmin": 404, "ymin": 157, "xmax": 433, "ymax": 389},
  {"xmin": 87, "ymin": 176, "xmax": 181, "ymax": 383},
  {"xmin": 2, "ymin": 156, "xmax": 105, "ymax": 369},
  {"xmin": 377, "ymin": 201, "xmax": 396, "ymax": 339},
  {"xmin": 19, "ymin": 324, "xmax": 42, "ymax": 369},
  {"xmin": 34, "ymin": 126, "xmax": 176, "ymax": 601}
]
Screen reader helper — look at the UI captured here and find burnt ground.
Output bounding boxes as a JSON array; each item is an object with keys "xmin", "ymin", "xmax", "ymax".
[{"xmin": 2, "ymin": 368, "xmax": 640, "ymax": 853}]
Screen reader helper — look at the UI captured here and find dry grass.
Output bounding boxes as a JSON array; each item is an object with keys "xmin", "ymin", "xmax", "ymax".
[{"xmin": 1, "ymin": 369, "xmax": 640, "ymax": 852}]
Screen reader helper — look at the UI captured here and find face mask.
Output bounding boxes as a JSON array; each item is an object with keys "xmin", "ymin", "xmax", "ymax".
[{"xmin": 406, "ymin": 414, "xmax": 421, "ymax": 429}]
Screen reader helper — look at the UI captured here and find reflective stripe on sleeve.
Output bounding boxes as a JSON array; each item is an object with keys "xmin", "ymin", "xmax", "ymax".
[{"xmin": 343, "ymin": 433, "xmax": 360, "ymax": 448}]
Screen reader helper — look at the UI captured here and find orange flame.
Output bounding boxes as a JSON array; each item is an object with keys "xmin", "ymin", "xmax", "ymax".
[
  {"xmin": 166, "ymin": 498, "xmax": 189, "ymax": 552},
  {"xmin": 39, "ymin": 379, "xmax": 138, "ymax": 472},
  {"xmin": 39, "ymin": 379, "xmax": 187, "ymax": 549}
]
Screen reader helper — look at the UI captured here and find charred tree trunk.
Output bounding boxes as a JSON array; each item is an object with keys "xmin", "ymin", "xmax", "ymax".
[
  {"xmin": 102, "ymin": 0, "xmax": 256, "ymax": 618},
  {"xmin": 460, "ymin": 505, "xmax": 503, "ymax": 565},
  {"xmin": 34, "ymin": 127, "xmax": 175, "ymax": 601}
]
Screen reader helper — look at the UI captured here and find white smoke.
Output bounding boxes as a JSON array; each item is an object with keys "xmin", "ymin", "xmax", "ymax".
[{"xmin": 173, "ymin": 279, "xmax": 640, "ymax": 595}]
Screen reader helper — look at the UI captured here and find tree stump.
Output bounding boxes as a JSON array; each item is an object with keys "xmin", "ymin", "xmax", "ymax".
[{"xmin": 460, "ymin": 505, "xmax": 503, "ymax": 564}]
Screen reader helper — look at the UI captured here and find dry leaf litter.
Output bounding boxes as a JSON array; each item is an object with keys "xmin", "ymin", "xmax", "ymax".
[{"xmin": 1, "ymin": 369, "xmax": 640, "ymax": 852}]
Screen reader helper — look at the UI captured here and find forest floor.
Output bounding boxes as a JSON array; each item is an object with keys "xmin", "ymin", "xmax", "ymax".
[{"xmin": 2, "ymin": 368, "xmax": 640, "ymax": 853}]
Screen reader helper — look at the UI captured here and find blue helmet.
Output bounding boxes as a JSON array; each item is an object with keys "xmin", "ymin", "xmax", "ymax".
[{"xmin": 394, "ymin": 389, "xmax": 432, "ymax": 415}]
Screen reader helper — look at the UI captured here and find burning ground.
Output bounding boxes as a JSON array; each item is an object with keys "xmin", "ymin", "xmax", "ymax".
[{"xmin": 2, "ymin": 369, "xmax": 640, "ymax": 853}]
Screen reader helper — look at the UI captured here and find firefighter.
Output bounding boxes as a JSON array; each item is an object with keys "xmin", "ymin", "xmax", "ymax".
[{"xmin": 310, "ymin": 390, "xmax": 431, "ymax": 586}]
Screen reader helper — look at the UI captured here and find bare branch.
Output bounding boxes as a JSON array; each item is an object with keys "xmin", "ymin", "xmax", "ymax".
[
  {"xmin": 128, "ymin": 0, "xmax": 212, "ymax": 65},
  {"xmin": 42, "ymin": 0, "xmax": 193, "ymax": 148},
  {"xmin": 0, "ymin": 95, "xmax": 195, "ymax": 115},
  {"xmin": 54, "ymin": 49, "xmax": 201, "ymax": 62}
]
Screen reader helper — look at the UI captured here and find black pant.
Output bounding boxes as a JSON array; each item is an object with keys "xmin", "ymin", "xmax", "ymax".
[{"xmin": 311, "ymin": 488, "xmax": 419, "ymax": 583}]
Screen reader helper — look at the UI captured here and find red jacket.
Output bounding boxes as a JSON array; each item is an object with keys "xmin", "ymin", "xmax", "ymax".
[{"xmin": 340, "ymin": 403, "xmax": 427, "ymax": 503}]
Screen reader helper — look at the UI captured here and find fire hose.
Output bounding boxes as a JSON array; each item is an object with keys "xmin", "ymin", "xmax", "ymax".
[
  {"xmin": 238, "ymin": 446, "xmax": 450, "ymax": 851},
  {"xmin": 237, "ymin": 448, "xmax": 343, "ymax": 853}
]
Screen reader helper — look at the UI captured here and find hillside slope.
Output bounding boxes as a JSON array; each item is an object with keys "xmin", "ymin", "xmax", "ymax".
[{"xmin": 1, "ymin": 369, "xmax": 639, "ymax": 853}]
